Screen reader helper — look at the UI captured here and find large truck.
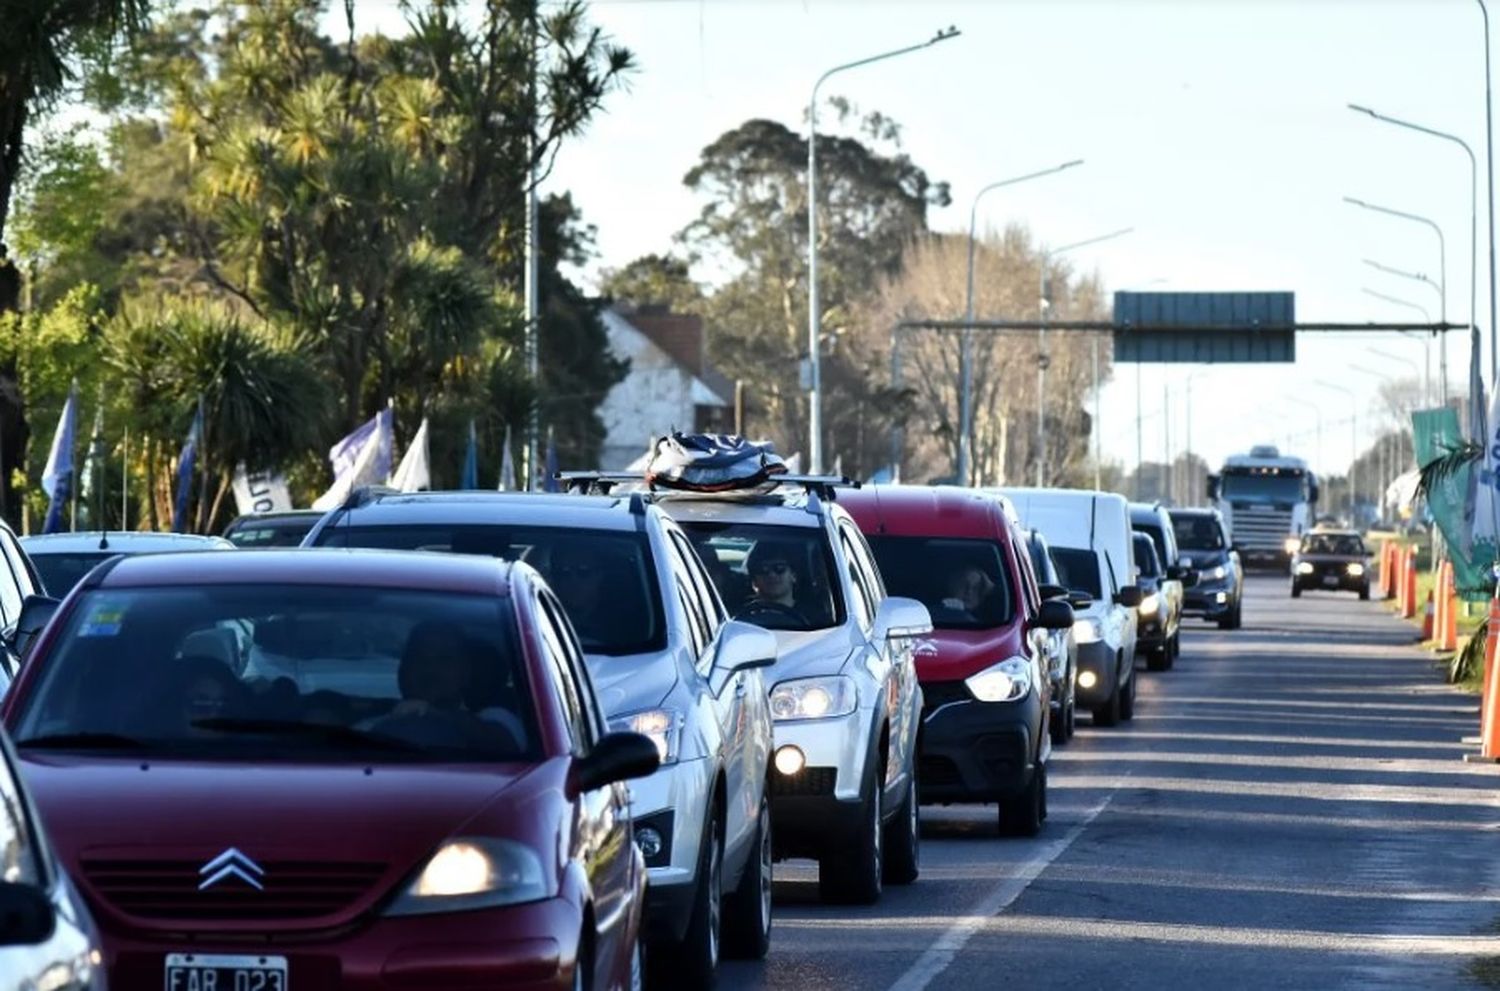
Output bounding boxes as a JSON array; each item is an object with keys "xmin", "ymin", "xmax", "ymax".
[{"xmin": 1207, "ymin": 445, "xmax": 1319, "ymax": 569}]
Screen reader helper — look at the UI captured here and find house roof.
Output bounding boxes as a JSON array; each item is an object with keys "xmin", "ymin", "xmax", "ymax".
[{"xmin": 610, "ymin": 305, "xmax": 734, "ymax": 404}]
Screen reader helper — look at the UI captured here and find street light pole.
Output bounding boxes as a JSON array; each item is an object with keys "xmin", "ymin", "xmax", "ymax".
[
  {"xmin": 1349, "ymin": 104, "xmax": 1480, "ymax": 383},
  {"xmin": 808, "ymin": 26, "xmax": 959, "ymax": 474},
  {"xmin": 1479, "ymin": 0, "xmax": 1496, "ymax": 384},
  {"xmin": 1361, "ymin": 287, "xmax": 1433, "ymax": 405},
  {"xmin": 1316, "ymin": 379, "xmax": 1361, "ymax": 520},
  {"xmin": 959, "ymin": 159, "xmax": 1084, "ymax": 485},
  {"xmin": 1034, "ymin": 226, "xmax": 1135, "ymax": 487},
  {"xmin": 1344, "ymin": 196, "xmax": 1449, "ymax": 402}
]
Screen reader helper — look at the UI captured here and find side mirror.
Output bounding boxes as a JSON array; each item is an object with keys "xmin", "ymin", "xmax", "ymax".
[
  {"xmin": 573, "ymin": 732, "xmax": 661, "ymax": 794},
  {"xmin": 1032, "ymin": 599, "xmax": 1075, "ymax": 631},
  {"xmin": 874, "ymin": 596, "xmax": 933, "ymax": 640},
  {"xmin": 1205, "ymin": 474, "xmax": 1221, "ymax": 501},
  {"xmin": 0, "ymin": 881, "xmax": 56, "ymax": 947},
  {"xmin": 712, "ymin": 620, "xmax": 776, "ymax": 694},
  {"xmin": 1115, "ymin": 585, "xmax": 1144, "ymax": 608},
  {"xmin": 11, "ymin": 595, "xmax": 61, "ymax": 660},
  {"xmin": 1067, "ymin": 591, "xmax": 1094, "ymax": 610},
  {"xmin": 1037, "ymin": 583, "xmax": 1068, "ymax": 600}
]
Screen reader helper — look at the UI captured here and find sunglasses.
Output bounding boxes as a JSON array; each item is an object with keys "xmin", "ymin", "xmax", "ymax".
[{"xmin": 753, "ymin": 562, "xmax": 791, "ymax": 577}]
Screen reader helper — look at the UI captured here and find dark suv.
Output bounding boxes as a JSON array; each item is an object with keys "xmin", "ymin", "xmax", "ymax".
[
  {"xmin": 1291, "ymin": 530, "xmax": 1370, "ymax": 599},
  {"xmin": 1168, "ymin": 508, "xmax": 1243, "ymax": 630}
]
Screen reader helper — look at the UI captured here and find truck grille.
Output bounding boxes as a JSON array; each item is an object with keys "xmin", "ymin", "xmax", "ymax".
[
  {"xmin": 1230, "ymin": 507, "xmax": 1292, "ymax": 550},
  {"xmin": 82, "ymin": 858, "xmax": 387, "ymax": 922}
]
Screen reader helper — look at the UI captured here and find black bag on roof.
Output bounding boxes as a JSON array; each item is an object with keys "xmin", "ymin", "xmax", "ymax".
[{"xmin": 645, "ymin": 433, "xmax": 787, "ymax": 493}]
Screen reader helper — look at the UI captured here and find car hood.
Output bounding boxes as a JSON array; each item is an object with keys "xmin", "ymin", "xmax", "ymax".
[
  {"xmin": 586, "ymin": 650, "xmax": 680, "ymax": 717},
  {"xmin": 19, "ymin": 753, "xmax": 542, "ymax": 933},
  {"xmin": 769, "ymin": 626, "xmax": 862, "ymax": 680},
  {"xmin": 919, "ymin": 625, "xmax": 1024, "ymax": 682}
]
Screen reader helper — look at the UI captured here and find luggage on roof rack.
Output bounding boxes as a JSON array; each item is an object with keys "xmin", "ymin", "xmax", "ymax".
[
  {"xmin": 557, "ymin": 469, "xmax": 860, "ymax": 502},
  {"xmin": 644, "ymin": 433, "xmax": 787, "ymax": 493}
]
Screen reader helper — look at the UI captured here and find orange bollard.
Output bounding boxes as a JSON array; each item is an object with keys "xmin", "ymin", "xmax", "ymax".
[
  {"xmin": 1487, "ymin": 596, "xmax": 1500, "ymax": 705},
  {"xmin": 1434, "ymin": 562, "xmax": 1450, "ymax": 642},
  {"xmin": 1421, "ymin": 589, "xmax": 1436, "ymax": 640},
  {"xmin": 1401, "ymin": 549, "xmax": 1419, "ymax": 619},
  {"xmin": 1473, "ymin": 596, "xmax": 1500, "ymax": 762},
  {"xmin": 1440, "ymin": 570, "xmax": 1459, "ymax": 653},
  {"xmin": 1382, "ymin": 542, "xmax": 1397, "ymax": 599}
]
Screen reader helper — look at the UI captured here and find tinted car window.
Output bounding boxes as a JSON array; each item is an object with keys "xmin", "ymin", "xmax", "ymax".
[
  {"xmin": 1133, "ymin": 534, "xmax": 1162, "ymax": 578},
  {"xmin": 1050, "ymin": 547, "xmax": 1103, "ymax": 599},
  {"xmin": 13, "ymin": 585, "xmax": 537, "ymax": 762},
  {"xmin": 1135, "ymin": 522, "xmax": 1170, "ymax": 570},
  {"xmin": 679, "ymin": 522, "xmax": 844, "ymax": 632},
  {"xmin": 1173, "ymin": 514, "xmax": 1227, "ymax": 551},
  {"xmin": 29, "ymin": 552, "xmax": 114, "ymax": 599},
  {"xmin": 224, "ymin": 516, "xmax": 320, "ymax": 547},
  {"xmin": 1302, "ymin": 534, "xmax": 1364, "ymax": 556},
  {"xmin": 315, "ymin": 524, "xmax": 665, "ymax": 656},
  {"xmin": 867, "ymin": 536, "xmax": 1014, "ymax": 630}
]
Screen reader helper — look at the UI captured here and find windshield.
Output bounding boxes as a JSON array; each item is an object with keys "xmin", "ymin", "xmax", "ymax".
[
  {"xmin": 867, "ymin": 536, "xmax": 1014, "ymax": 630},
  {"xmin": 1134, "ymin": 523, "xmax": 1169, "ymax": 569},
  {"xmin": 677, "ymin": 522, "xmax": 844, "ymax": 632},
  {"xmin": 225, "ymin": 518, "xmax": 319, "ymax": 548},
  {"xmin": 314, "ymin": 524, "xmax": 664, "ymax": 656},
  {"xmin": 12, "ymin": 585, "xmax": 537, "ymax": 762},
  {"xmin": 1026, "ymin": 534, "xmax": 1055, "ymax": 585},
  {"xmin": 1172, "ymin": 515, "xmax": 1226, "ymax": 551},
  {"xmin": 1221, "ymin": 471, "xmax": 1307, "ymax": 503},
  {"xmin": 1302, "ymin": 533, "xmax": 1365, "ymax": 556},
  {"xmin": 1050, "ymin": 548, "xmax": 1102, "ymax": 599},
  {"xmin": 30, "ymin": 552, "xmax": 113, "ymax": 598},
  {"xmin": 1133, "ymin": 535, "xmax": 1161, "ymax": 578}
]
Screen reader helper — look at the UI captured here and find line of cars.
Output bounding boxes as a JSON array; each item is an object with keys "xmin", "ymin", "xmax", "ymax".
[{"xmin": 0, "ymin": 467, "xmax": 1251, "ymax": 991}]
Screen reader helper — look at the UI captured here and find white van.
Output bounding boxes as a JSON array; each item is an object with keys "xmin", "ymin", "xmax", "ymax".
[{"xmin": 992, "ymin": 488, "xmax": 1143, "ymax": 726}]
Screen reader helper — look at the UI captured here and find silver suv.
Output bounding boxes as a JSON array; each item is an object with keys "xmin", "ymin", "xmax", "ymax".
[
  {"xmin": 303, "ymin": 491, "xmax": 777, "ymax": 985},
  {"xmin": 640, "ymin": 479, "xmax": 931, "ymax": 905}
]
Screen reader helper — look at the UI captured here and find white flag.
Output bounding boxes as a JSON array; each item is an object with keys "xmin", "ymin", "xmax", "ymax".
[
  {"xmin": 233, "ymin": 464, "xmax": 294, "ymax": 515},
  {"xmin": 391, "ymin": 418, "xmax": 431, "ymax": 492},
  {"xmin": 313, "ymin": 409, "xmax": 394, "ymax": 510},
  {"xmin": 498, "ymin": 425, "xmax": 517, "ymax": 491}
]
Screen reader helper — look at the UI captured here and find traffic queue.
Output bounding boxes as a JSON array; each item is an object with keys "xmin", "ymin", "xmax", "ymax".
[{"xmin": 0, "ymin": 432, "xmax": 1248, "ymax": 991}]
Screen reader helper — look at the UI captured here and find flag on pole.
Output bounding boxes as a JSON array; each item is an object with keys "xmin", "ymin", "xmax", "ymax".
[
  {"xmin": 543, "ymin": 430, "xmax": 560, "ymax": 493},
  {"xmin": 41, "ymin": 383, "xmax": 78, "ymax": 535},
  {"xmin": 312, "ymin": 407, "xmax": 394, "ymax": 510},
  {"xmin": 173, "ymin": 400, "xmax": 203, "ymax": 533},
  {"xmin": 498, "ymin": 425, "xmax": 516, "ymax": 491},
  {"xmin": 78, "ymin": 404, "xmax": 105, "ymax": 529},
  {"xmin": 460, "ymin": 420, "xmax": 479, "ymax": 490},
  {"xmin": 390, "ymin": 417, "xmax": 431, "ymax": 493}
]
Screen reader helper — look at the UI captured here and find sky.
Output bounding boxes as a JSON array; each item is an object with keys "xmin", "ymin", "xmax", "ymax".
[{"xmin": 347, "ymin": 0, "xmax": 1487, "ymax": 480}]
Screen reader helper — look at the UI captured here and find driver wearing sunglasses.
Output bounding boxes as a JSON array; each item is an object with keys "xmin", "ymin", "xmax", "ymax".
[{"xmin": 742, "ymin": 541, "xmax": 810, "ymax": 627}]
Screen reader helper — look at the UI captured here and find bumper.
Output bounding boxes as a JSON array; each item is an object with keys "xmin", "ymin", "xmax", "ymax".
[
  {"xmin": 918, "ymin": 689, "xmax": 1040, "ymax": 803},
  {"xmin": 1074, "ymin": 641, "xmax": 1120, "ymax": 708},
  {"xmin": 105, "ymin": 896, "xmax": 593, "ymax": 991},
  {"xmin": 1184, "ymin": 585, "xmax": 1234, "ymax": 618},
  {"xmin": 1293, "ymin": 574, "xmax": 1367, "ymax": 593},
  {"xmin": 765, "ymin": 707, "xmax": 876, "ymax": 860},
  {"xmin": 1136, "ymin": 612, "xmax": 1168, "ymax": 650},
  {"xmin": 627, "ymin": 756, "xmax": 713, "ymax": 943}
]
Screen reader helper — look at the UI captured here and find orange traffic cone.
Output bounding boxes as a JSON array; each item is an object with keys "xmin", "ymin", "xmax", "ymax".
[
  {"xmin": 1440, "ymin": 573, "xmax": 1459, "ymax": 653},
  {"xmin": 1467, "ymin": 596, "xmax": 1500, "ymax": 762},
  {"xmin": 1434, "ymin": 562, "xmax": 1450, "ymax": 644},
  {"xmin": 1402, "ymin": 550, "xmax": 1419, "ymax": 619},
  {"xmin": 1421, "ymin": 589, "xmax": 1436, "ymax": 640},
  {"xmin": 1382, "ymin": 542, "xmax": 1397, "ymax": 599}
]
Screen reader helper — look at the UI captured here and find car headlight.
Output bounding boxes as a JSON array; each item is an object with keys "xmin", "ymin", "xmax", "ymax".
[
  {"xmin": 1203, "ymin": 564, "xmax": 1228, "ymax": 582},
  {"xmin": 386, "ymin": 838, "xmax": 548, "ymax": 916},
  {"xmin": 1073, "ymin": 618, "xmax": 1102, "ymax": 644},
  {"xmin": 1346, "ymin": 563, "xmax": 1365, "ymax": 576},
  {"xmin": 1283, "ymin": 537, "xmax": 1300, "ymax": 554},
  {"xmin": 610, "ymin": 708, "xmax": 682, "ymax": 764},
  {"xmin": 1139, "ymin": 593, "xmax": 1160, "ymax": 616},
  {"xmin": 1296, "ymin": 562, "xmax": 1315, "ymax": 575},
  {"xmin": 964, "ymin": 657, "xmax": 1032, "ymax": 703},
  {"xmin": 769, "ymin": 675, "xmax": 858, "ymax": 721}
]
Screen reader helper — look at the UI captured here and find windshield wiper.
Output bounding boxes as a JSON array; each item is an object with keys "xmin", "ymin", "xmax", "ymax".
[
  {"xmin": 16, "ymin": 731, "xmax": 152, "ymax": 751},
  {"xmin": 190, "ymin": 717, "xmax": 425, "ymax": 753}
]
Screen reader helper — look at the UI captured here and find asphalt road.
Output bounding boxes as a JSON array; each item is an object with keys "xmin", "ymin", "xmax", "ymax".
[{"xmin": 721, "ymin": 575, "xmax": 1500, "ymax": 990}]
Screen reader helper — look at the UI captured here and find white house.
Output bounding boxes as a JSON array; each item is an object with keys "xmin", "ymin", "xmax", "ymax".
[{"xmin": 598, "ymin": 306, "xmax": 735, "ymax": 470}]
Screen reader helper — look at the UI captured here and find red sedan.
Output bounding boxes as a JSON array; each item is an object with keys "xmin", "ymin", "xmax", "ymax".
[{"xmin": 1, "ymin": 549, "xmax": 658, "ymax": 991}]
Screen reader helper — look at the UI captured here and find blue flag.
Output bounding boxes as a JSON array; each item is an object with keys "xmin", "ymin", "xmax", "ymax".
[
  {"xmin": 544, "ymin": 432, "xmax": 560, "ymax": 493},
  {"xmin": 41, "ymin": 384, "xmax": 78, "ymax": 535},
  {"xmin": 460, "ymin": 420, "xmax": 479, "ymax": 490},
  {"xmin": 173, "ymin": 401, "xmax": 203, "ymax": 533}
]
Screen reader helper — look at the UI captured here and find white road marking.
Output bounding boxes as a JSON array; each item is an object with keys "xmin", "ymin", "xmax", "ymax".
[{"xmin": 886, "ymin": 789, "xmax": 1118, "ymax": 991}]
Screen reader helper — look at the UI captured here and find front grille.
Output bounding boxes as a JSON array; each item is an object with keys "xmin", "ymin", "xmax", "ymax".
[
  {"xmin": 1231, "ymin": 509, "xmax": 1293, "ymax": 550},
  {"xmin": 770, "ymin": 766, "xmax": 837, "ymax": 797},
  {"xmin": 921, "ymin": 681, "xmax": 971, "ymax": 713},
  {"xmin": 83, "ymin": 859, "xmax": 387, "ymax": 922}
]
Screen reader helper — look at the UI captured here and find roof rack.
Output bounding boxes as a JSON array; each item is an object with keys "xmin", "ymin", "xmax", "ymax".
[{"xmin": 556, "ymin": 471, "xmax": 861, "ymax": 502}]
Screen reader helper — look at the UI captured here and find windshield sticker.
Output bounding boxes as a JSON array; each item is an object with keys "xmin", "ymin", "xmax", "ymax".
[{"xmin": 78, "ymin": 604, "xmax": 126, "ymax": 637}]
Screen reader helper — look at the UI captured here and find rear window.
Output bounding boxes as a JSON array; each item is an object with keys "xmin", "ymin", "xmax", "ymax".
[
  {"xmin": 30, "ymin": 552, "xmax": 113, "ymax": 598},
  {"xmin": 1172, "ymin": 514, "xmax": 1226, "ymax": 551},
  {"xmin": 12, "ymin": 585, "xmax": 538, "ymax": 763},
  {"xmin": 867, "ymin": 536, "xmax": 1014, "ymax": 630},
  {"xmin": 225, "ymin": 518, "xmax": 318, "ymax": 548},
  {"xmin": 314, "ymin": 524, "xmax": 665, "ymax": 656},
  {"xmin": 1050, "ymin": 548, "xmax": 1102, "ymax": 599},
  {"xmin": 677, "ymin": 522, "xmax": 844, "ymax": 632}
]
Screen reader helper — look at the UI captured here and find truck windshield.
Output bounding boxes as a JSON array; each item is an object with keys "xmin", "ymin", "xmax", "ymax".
[
  {"xmin": 1049, "ymin": 548, "xmax": 1102, "ymax": 598},
  {"xmin": 1222, "ymin": 472, "xmax": 1305, "ymax": 502}
]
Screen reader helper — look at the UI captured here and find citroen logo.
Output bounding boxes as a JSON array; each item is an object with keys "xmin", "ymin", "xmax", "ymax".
[{"xmin": 198, "ymin": 848, "xmax": 265, "ymax": 891}]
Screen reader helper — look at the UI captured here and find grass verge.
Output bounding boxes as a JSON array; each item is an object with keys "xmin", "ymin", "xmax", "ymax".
[{"xmin": 1468, "ymin": 955, "xmax": 1500, "ymax": 989}]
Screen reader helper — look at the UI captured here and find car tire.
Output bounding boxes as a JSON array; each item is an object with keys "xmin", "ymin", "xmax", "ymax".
[
  {"xmin": 1220, "ymin": 602, "xmax": 1243, "ymax": 629},
  {"xmin": 1066, "ymin": 697, "xmax": 1077, "ymax": 739},
  {"xmin": 1290, "ymin": 582, "xmax": 1302, "ymax": 599},
  {"xmin": 574, "ymin": 930, "xmax": 594, "ymax": 991},
  {"xmin": 819, "ymin": 759, "xmax": 883, "ymax": 905},
  {"xmin": 882, "ymin": 772, "xmax": 920, "ymax": 885},
  {"xmin": 628, "ymin": 932, "xmax": 645, "ymax": 991},
  {"xmin": 1167, "ymin": 632, "xmax": 1180, "ymax": 668},
  {"xmin": 1146, "ymin": 645, "xmax": 1169, "ymax": 672},
  {"xmin": 998, "ymin": 761, "xmax": 1046, "ymax": 837},
  {"xmin": 1092, "ymin": 667, "xmax": 1122, "ymax": 727},
  {"xmin": 1119, "ymin": 666, "xmax": 1136, "ymax": 721},
  {"xmin": 1049, "ymin": 704, "xmax": 1069, "ymax": 746},
  {"xmin": 1359, "ymin": 585, "xmax": 1370, "ymax": 601},
  {"xmin": 723, "ymin": 792, "xmax": 772, "ymax": 960},
  {"xmin": 661, "ymin": 811, "xmax": 722, "ymax": 988}
]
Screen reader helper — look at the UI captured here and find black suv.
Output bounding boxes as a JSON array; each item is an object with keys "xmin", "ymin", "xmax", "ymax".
[
  {"xmin": 1291, "ymin": 530, "xmax": 1370, "ymax": 599},
  {"xmin": 1168, "ymin": 508, "xmax": 1244, "ymax": 630}
]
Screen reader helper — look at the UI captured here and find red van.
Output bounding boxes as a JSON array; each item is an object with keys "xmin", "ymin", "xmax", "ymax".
[{"xmin": 838, "ymin": 487, "xmax": 1073, "ymax": 836}]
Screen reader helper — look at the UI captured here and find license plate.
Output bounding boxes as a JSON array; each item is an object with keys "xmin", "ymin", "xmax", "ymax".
[
  {"xmin": 1322, "ymin": 575, "xmax": 1339, "ymax": 587},
  {"xmin": 165, "ymin": 953, "xmax": 287, "ymax": 991}
]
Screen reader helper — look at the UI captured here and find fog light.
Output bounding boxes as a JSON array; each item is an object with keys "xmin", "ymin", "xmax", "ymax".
[
  {"xmin": 1078, "ymin": 670, "xmax": 1098, "ymax": 690},
  {"xmin": 1216, "ymin": 592, "xmax": 1228, "ymax": 603},
  {"xmin": 774, "ymin": 745, "xmax": 806, "ymax": 776},
  {"xmin": 636, "ymin": 827, "xmax": 663, "ymax": 860}
]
